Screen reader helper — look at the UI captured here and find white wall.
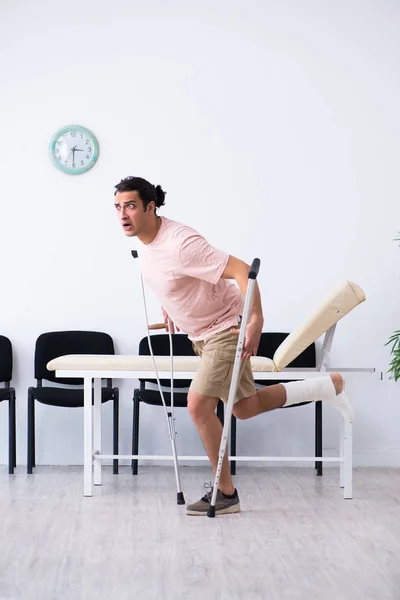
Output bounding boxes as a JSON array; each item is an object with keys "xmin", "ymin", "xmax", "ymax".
[{"xmin": 1, "ymin": 0, "xmax": 399, "ymax": 468}]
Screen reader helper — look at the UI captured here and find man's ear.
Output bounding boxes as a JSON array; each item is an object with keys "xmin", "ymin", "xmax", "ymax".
[{"xmin": 147, "ymin": 200, "xmax": 156, "ymax": 214}]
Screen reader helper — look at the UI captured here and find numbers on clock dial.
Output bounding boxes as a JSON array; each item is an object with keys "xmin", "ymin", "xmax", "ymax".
[{"xmin": 56, "ymin": 131, "xmax": 94, "ymax": 169}]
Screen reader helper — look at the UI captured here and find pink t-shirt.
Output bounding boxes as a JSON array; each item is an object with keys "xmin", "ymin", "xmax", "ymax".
[{"xmin": 137, "ymin": 217, "xmax": 244, "ymax": 341}]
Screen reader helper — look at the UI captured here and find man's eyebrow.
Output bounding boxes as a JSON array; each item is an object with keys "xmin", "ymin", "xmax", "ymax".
[{"xmin": 114, "ymin": 200, "xmax": 137, "ymax": 205}]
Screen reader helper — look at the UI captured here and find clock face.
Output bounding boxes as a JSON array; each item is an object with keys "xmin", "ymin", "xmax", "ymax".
[{"xmin": 49, "ymin": 125, "xmax": 99, "ymax": 175}]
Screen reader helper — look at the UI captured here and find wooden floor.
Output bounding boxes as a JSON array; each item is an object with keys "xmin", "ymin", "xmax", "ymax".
[{"xmin": 0, "ymin": 466, "xmax": 399, "ymax": 600}]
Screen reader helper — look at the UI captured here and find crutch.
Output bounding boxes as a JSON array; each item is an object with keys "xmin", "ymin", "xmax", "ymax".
[
  {"xmin": 131, "ymin": 250, "xmax": 185, "ymax": 505},
  {"xmin": 207, "ymin": 257, "xmax": 261, "ymax": 517}
]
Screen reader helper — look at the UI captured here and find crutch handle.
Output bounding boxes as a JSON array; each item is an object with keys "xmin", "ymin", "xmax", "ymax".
[
  {"xmin": 148, "ymin": 323, "xmax": 168, "ymax": 330},
  {"xmin": 249, "ymin": 258, "xmax": 261, "ymax": 279}
]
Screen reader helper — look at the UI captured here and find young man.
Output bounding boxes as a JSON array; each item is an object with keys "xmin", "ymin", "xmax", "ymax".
[{"xmin": 114, "ymin": 176, "xmax": 354, "ymax": 516}]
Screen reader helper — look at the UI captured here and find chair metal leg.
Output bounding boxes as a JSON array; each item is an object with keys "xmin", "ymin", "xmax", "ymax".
[
  {"xmin": 216, "ymin": 400, "xmax": 224, "ymax": 425},
  {"xmin": 315, "ymin": 401, "xmax": 322, "ymax": 476},
  {"xmin": 217, "ymin": 401, "xmax": 237, "ymax": 475},
  {"xmin": 132, "ymin": 390, "xmax": 140, "ymax": 475},
  {"xmin": 9, "ymin": 390, "xmax": 16, "ymax": 474},
  {"xmin": 113, "ymin": 388, "xmax": 119, "ymax": 475},
  {"xmin": 12, "ymin": 392, "xmax": 16, "ymax": 471},
  {"xmin": 230, "ymin": 415, "xmax": 237, "ymax": 476},
  {"xmin": 27, "ymin": 388, "xmax": 35, "ymax": 474},
  {"xmin": 32, "ymin": 396, "xmax": 36, "ymax": 468}
]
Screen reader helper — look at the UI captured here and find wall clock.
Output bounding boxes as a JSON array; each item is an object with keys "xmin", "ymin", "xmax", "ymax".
[{"xmin": 49, "ymin": 124, "xmax": 99, "ymax": 175}]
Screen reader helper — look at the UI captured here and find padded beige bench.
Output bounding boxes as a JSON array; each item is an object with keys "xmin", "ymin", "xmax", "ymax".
[{"xmin": 48, "ymin": 280, "xmax": 376, "ymax": 499}]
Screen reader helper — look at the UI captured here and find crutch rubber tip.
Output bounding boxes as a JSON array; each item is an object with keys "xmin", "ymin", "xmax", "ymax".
[
  {"xmin": 177, "ymin": 492, "xmax": 185, "ymax": 505},
  {"xmin": 207, "ymin": 505, "xmax": 216, "ymax": 518}
]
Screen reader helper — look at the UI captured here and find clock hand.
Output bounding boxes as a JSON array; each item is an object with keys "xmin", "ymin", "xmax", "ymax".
[{"xmin": 67, "ymin": 144, "xmax": 77, "ymax": 160}]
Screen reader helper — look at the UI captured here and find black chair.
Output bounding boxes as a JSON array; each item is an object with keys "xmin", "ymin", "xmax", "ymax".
[
  {"xmin": 229, "ymin": 332, "xmax": 320, "ymax": 475},
  {"xmin": 27, "ymin": 331, "xmax": 119, "ymax": 474},
  {"xmin": 0, "ymin": 335, "xmax": 16, "ymax": 474},
  {"xmin": 131, "ymin": 333, "xmax": 224, "ymax": 474}
]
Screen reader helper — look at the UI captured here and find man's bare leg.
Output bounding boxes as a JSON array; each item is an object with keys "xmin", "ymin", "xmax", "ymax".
[
  {"xmin": 186, "ymin": 374, "xmax": 348, "ymax": 494},
  {"xmin": 187, "ymin": 391, "xmax": 235, "ymax": 495}
]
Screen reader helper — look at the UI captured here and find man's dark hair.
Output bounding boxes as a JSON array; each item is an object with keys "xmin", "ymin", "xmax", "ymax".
[{"xmin": 114, "ymin": 176, "xmax": 166, "ymax": 211}]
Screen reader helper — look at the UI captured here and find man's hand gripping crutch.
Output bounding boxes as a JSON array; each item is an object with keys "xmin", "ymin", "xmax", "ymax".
[{"xmin": 207, "ymin": 258, "xmax": 261, "ymax": 518}]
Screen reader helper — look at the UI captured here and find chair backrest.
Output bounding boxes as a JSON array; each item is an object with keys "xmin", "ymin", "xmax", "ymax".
[
  {"xmin": 255, "ymin": 332, "xmax": 315, "ymax": 384},
  {"xmin": 273, "ymin": 280, "xmax": 365, "ymax": 371},
  {"xmin": 34, "ymin": 331, "xmax": 115, "ymax": 385},
  {"xmin": 0, "ymin": 335, "xmax": 12, "ymax": 383},
  {"xmin": 139, "ymin": 333, "xmax": 195, "ymax": 388}
]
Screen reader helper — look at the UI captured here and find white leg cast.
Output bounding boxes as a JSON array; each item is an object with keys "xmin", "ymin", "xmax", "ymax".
[
  {"xmin": 84, "ymin": 376, "xmax": 93, "ymax": 497},
  {"xmin": 343, "ymin": 419, "xmax": 353, "ymax": 499},
  {"xmin": 93, "ymin": 378, "xmax": 102, "ymax": 486}
]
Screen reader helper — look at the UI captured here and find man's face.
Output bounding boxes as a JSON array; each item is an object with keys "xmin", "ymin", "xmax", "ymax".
[{"xmin": 114, "ymin": 191, "xmax": 154, "ymax": 237}]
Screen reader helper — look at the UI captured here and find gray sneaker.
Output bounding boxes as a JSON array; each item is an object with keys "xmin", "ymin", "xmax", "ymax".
[{"xmin": 186, "ymin": 487, "xmax": 240, "ymax": 516}]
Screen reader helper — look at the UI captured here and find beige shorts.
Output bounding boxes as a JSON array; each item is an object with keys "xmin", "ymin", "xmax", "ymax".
[{"xmin": 189, "ymin": 327, "xmax": 256, "ymax": 403}]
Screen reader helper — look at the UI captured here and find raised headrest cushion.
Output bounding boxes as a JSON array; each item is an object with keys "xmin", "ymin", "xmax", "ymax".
[{"xmin": 273, "ymin": 281, "xmax": 365, "ymax": 371}]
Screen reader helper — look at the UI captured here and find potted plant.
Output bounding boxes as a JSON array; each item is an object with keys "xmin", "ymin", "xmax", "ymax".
[{"xmin": 386, "ymin": 233, "xmax": 400, "ymax": 381}]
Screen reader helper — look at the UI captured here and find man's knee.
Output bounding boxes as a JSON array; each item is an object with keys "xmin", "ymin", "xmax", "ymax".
[
  {"xmin": 232, "ymin": 394, "xmax": 258, "ymax": 420},
  {"xmin": 187, "ymin": 391, "xmax": 218, "ymax": 425},
  {"xmin": 232, "ymin": 402, "xmax": 249, "ymax": 420}
]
